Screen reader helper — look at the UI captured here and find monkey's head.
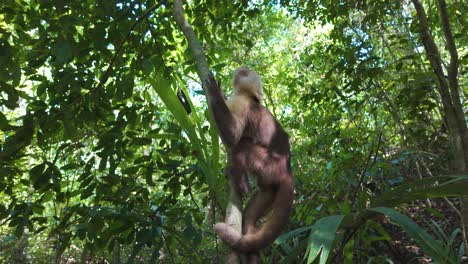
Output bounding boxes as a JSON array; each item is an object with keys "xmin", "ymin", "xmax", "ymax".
[{"xmin": 232, "ymin": 67, "xmax": 263, "ymax": 101}]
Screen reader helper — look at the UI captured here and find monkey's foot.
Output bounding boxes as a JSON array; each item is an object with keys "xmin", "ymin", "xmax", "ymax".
[{"xmin": 214, "ymin": 223, "xmax": 241, "ymax": 247}]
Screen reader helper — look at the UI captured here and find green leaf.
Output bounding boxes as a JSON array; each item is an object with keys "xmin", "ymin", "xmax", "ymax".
[
  {"xmin": 306, "ymin": 215, "xmax": 344, "ymax": 264},
  {"xmin": 0, "ymin": 39, "xmax": 21, "ymax": 86},
  {"xmin": 370, "ymin": 207, "xmax": 455, "ymax": 264},
  {"xmin": 149, "ymin": 74, "xmax": 222, "ymax": 201},
  {"xmin": 53, "ymin": 40, "xmax": 72, "ymax": 65},
  {"xmin": 132, "ymin": 137, "xmax": 152, "ymax": 146},
  {"xmin": 372, "ymin": 175, "xmax": 468, "ymax": 207},
  {"xmin": 0, "ymin": 124, "xmax": 33, "ymax": 160},
  {"xmin": 30, "ymin": 162, "xmax": 48, "ymax": 189},
  {"xmin": 276, "ymin": 226, "xmax": 312, "ymax": 244},
  {"xmin": 136, "ymin": 228, "xmax": 152, "ymax": 245},
  {"xmin": 146, "ymin": 162, "xmax": 155, "ymax": 186},
  {"xmin": 61, "ymin": 163, "xmax": 80, "ymax": 170},
  {"xmin": 0, "ymin": 112, "xmax": 13, "ymax": 131}
]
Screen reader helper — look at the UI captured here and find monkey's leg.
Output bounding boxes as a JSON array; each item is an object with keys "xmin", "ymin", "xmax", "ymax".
[
  {"xmin": 243, "ymin": 189, "xmax": 275, "ymax": 234},
  {"xmin": 229, "ymin": 140, "xmax": 253, "ymax": 195},
  {"xmin": 243, "ymin": 189, "xmax": 275, "ymax": 264}
]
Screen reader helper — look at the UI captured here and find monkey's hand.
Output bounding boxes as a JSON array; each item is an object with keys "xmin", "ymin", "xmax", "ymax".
[
  {"xmin": 226, "ymin": 166, "xmax": 249, "ymax": 196},
  {"xmin": 205, "ymin": 72, "xmax": 223, "ymax": 97}
]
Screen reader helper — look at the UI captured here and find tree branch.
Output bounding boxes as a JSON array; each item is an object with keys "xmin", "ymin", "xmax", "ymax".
[
  {"xmin": 413, "ymin": 1, "xmax": 468, "ymax": 255},
  {"xmin": 172, "ymin": 1, "xmax": 243, "ymax": 263},
  {"xmin": 436, "ymin": 0, "xmax": 460, "ymax": 108},
  {"xmin": 412, "ymin": 0, "xmax": 468, "ymax": 167},
  {"xmin": 350, "ymin": 130, "xmax": 382, "ymax": 206},
  {"xmin": 436, "ymin": 0, "xmax": 468, "ymax": 166},
  {"xmin": 172, "ymin": 0, "xmax": 211, "ymax": 86},
  {"xmin": 411, "ymin": 0, "xmax": 453, "ymax": 114}
]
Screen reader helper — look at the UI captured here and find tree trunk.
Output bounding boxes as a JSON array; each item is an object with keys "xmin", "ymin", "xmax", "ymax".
[
  {"xmin": 223, "ymin": 180, "xmax": 245, "ymax": 264},
  {"xmin": 411, "ymin": 0, "xmax": 468, "ymax": 254},
  {"xmin": 172, "ymin": 1, "xmax": 243, "ymax": 262}
]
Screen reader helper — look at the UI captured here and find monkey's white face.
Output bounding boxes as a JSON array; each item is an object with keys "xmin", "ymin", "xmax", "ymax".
[{"xmin": 232, "ymin": 67, "xmax": 263, "ymax": 100}]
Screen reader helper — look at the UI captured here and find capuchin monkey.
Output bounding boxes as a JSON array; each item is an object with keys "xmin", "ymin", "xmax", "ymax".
[{"xmin": 205, "ymin": 67, "xmax": 294, "ymax": 261}]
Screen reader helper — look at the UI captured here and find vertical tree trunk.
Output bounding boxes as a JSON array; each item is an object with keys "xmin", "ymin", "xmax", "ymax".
[
  {"xmin": 172, "ymin": 1, "xmax": 243, "ymax": 262},
  {"xmin": 411, "ymin": 0, "xmax": 468, "ymax": 254},
  {"xmin": 223, "ymin": 179, "xmax": 245, "ymax": 264}
]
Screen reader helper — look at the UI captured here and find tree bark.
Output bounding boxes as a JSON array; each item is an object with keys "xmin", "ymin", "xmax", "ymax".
[
  {"xmin": 437, "ymin": 0, "xmax": 466, "ymax": 142},
  {"xmin": 411, "ymin": 0, "xmax": 468, "ymax": 254},
  {"xmin": 224, "ymin": 180, "xmax": 245, "ymax": 264},
  {"xmin": 172, "ymin": 0, "xmax": 210, "ymax": 85},
  {"xmin": 172, "ymin": 1, "xmax": 243, "ymax": 263}
]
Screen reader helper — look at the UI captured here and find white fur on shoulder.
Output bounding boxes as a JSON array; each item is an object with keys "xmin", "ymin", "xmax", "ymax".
[{"xmin": 226, "ymin": 94, "xmax": 251, "ymax": 143}]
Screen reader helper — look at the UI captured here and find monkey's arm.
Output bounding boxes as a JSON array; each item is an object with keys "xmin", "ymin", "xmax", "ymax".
[{"xmin": 205, "ymin": 75, "xmax": 244, "ymax": 148}]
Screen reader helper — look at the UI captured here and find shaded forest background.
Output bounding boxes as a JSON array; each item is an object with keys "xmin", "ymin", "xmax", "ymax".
[{"xmin": 0, "ymin": 0, "xmax": 467, "ymax": 263}]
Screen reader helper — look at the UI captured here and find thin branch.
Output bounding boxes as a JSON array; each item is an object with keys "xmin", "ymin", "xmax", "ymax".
[
  {"xmin": 189, "ymin": 187, "xmax": 201, "ymax": 210},
  {"xmin": 350, "ymin": 130, "xmax": 382, "ymax": 206},
  {"xmin": 263, "ymin": 84, "xmax": 278, "ymax": 118},
  {"xmin": 172, "ymin": 2, "xmax": 243, "ymax": 263},
  {"xmin": 411, "ymin": 0, "xmax": 453, "ymax": 114},
  {"xmin": 436, "ymin": 0, "xmax": 468, "ymax": 167},
  {"xmin": 173, "ymin": 0, "xmax": 211, "ymax": 85},
  {"xmin": 412, "ymin": 0, "xmax": 468, "ymax": 168},
  {"xmin": 394, "ymin": 8, "xmax": 428, "ymax": 72},
  {"xmin": 444, "ymin": 197, "xmax": 462, "ymax": 218},
  {"xmin": 415, "ymin": 161, "xmax": 432, "ymax": 207},
  {"xmin": 212, "ymin": 196, "xmax": 220, "ymax": 264},
  {"xmin": 436, "ymin": 0, "xmax": 460, "ymax": 107}
]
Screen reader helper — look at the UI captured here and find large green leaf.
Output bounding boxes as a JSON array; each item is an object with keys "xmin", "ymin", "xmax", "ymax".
[
  {"xmin": 305, "ymin": 215, "xmax": 345, "ymax": 264},
  {"xmin": 149, "ymin": 75, "xmax": 201, "ymax": 153},
  {"xmin": 149, "ymin": 74, "xmax": 222, "ymax": 200},
  {"xmin": 276, "ymin": 226, "xmax": 313, "ymax": 244},
  {"xmin": 370, "ymin": 207, "xmax": 455, "ymax": 264},
  {"xmin": 372, "ymin": 175, "xmax": 468, "ymax": 207}
]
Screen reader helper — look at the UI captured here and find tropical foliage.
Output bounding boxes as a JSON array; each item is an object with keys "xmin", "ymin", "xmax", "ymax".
[{"xmin": 0, "ymin": 0, "xmax": 466, "ymax": 263}]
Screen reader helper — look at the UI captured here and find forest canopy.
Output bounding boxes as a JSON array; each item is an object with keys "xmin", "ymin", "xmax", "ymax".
[{"xmin": 0, "ymin": 0, "xmax": 467, "ymax": 263}]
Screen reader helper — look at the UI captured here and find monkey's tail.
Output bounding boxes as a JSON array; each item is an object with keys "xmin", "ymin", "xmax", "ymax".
[{"xmin": 237, "ymin": 176, "xmax": 294, "ymax": 252}]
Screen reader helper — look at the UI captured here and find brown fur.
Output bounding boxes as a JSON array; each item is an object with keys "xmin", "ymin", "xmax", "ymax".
[{"xmin": 206, "ymin": 67, "xmax": 294, "ymax": 255}]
